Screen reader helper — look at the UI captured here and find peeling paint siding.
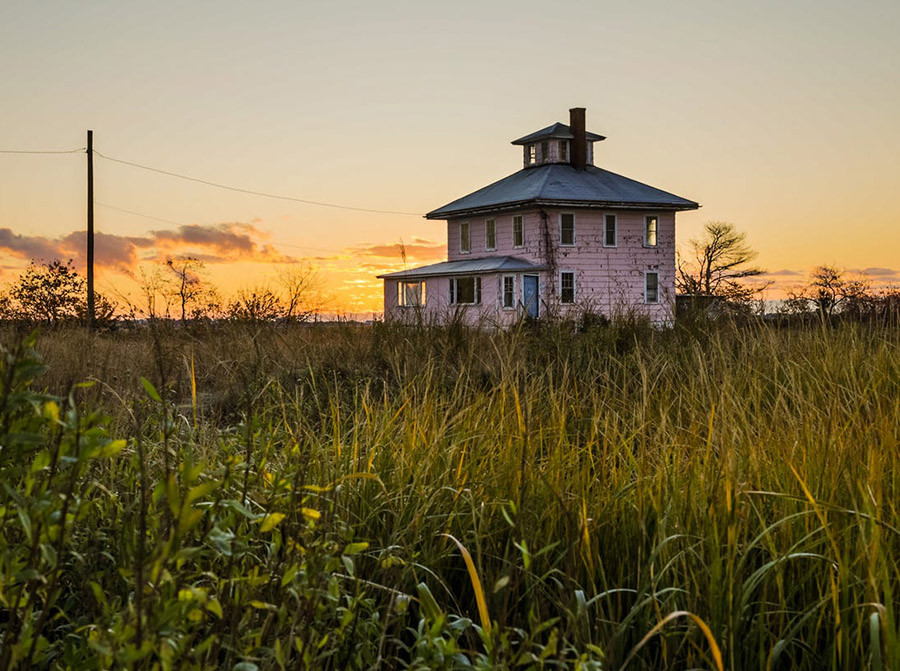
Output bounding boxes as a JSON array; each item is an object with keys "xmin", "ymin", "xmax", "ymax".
[
  {"xmin": 392, "ymin": 207, "xmax": 677, "ymax": 325},
  {"xmin": 447, "ymin": 211, "xmax": 545, "ymax": 263},
  {"xmin": 383, "ymin": 273, "xmax": 522, "ymax": 327}
]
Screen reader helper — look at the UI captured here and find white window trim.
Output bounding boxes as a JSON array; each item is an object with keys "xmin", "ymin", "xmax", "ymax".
[
  {"xmin": 603, "ymin": 213, "xmax": 617, "ymax": 248},
  {"xmin": 398, "ymin": 280, "xmax": 425, "ymax": 308},
  {"xmin": 512, "ymin": 215, "xmax": 524, "ymax": 249},
  {"xmin": 644, "ymin": 270, "xmax": 660, "ymax": 304},
  {"xmin": 559, "ymin": 270, "xmax": 576, "ymax": 305},
  {"xmin": 501, "ymin": 274, "xmax": 516, "ymax": 310},
  {"xmin": 485, "ymin": 219, "xmax": 496, "ymax": 251},
  {"xmin": 643, "ymin": 214, "xmax": 659, "ymax": 248},
  {"xmin": 459, "ymin": 221, "xmax": 471, "ymax": 254},
  {"xmin": 559, "ymin": 212, "xmax": 576, "ymax": 247}
]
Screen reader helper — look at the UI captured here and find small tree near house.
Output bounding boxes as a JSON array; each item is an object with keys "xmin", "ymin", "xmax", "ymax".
[{"xmin": 676, "ymin": 221, "xmax": 769, "ymax": 313}]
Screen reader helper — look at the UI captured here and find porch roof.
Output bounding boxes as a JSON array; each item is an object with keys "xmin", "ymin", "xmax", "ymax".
[{"xmin": 377, "ymin": 256, "xmax": 545, "ymax": 279}]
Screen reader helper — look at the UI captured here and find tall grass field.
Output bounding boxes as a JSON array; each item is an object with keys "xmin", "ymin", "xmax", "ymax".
[{"xmin": 0, "ymin": 320, "xmax": 897, "ymax": 670}]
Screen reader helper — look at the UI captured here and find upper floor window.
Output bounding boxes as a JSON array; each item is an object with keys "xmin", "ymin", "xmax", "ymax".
[
  {"xmin": 460, "ymin": 221, "xmax": 471, "ymax": 253},
  {"xmin": 560, "ymin": 271, "xmax": 575, "ymax": 304},
  {"xmin": 560, "ymin": 213, "xmax": 575, "ymax": 246},
  {"xmin": 604, "ymin": 214, "xmax": 617, "ymax": 247},
  {"xmin": 645, "ymin": 271, "xmax": 659, "ymax": 304},
  {"xmin": 502, "ymin": 275, "xmax": 515, "ymax": 309},
  {"xmin": 540, "ymin": 140, "xmax": 548, "ymax": 162},
  {"xmin": 450, "ymin": 276, "xmax": 481, "ymax": 305},
  {"xmin": 513, "ymin": 216, "xmax": 524, "ymax": 248},
  {"xmin": 485, "ymin": 219, "xmax": 496, "ymax": 250},
  {"xmin": 644, "ymin": 215, "xmax": 659, "ymax": 247},
  {"xmin": 559, "ymin": 141, "xmax": 568, "ymax": 162},
  {"xmin": 528, "ymin": 145, "xmax": 536, "ymax": 165},
  {"xmin": 398, "ymin": 280, "xmax": 425, "ymax": 307}
]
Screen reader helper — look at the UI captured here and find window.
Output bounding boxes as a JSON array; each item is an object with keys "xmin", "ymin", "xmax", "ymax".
[
  {"xmin": 644, "ymin": 215, "xmax": 659, "ymax": 247},
  {"xmin": 485, "ymin": 219, "xmax": 496, "ymax": 250},
  {"xmin": 604, "ymin": 214, "xmax": 617, "ymax": 247},
  {"xmin": 450, "ymin": 276, "xmax": 481, "ymax": 305},
  {"xmin": 559, "ymin": 140, "xmax": 568, "ymax": 162},
  {"xmin": 502, "ymin": 275, "xmax": 515, "ymax": 309},
  {"xmin": 560, "ymin": 213, "xmax": 575, "ymax": 246},
  {"xmin": 540, "ymin": 140, "xmax": 548, "ymax": 162},
  {"xmin": 560, "ymin": 271, "xmax": 575, "ymax": 304},
  {"xmin": 398, "ymin": 281, "xmax": 425, "ymax": 307},
  {"xmin": 513, "ymin": 215, "xmax": 524, "ymax": 247},
  {"xmin": 460, "ymin": 221, "xmax": 470, "ymax": 253},
  {"xmin": 645, "ymin": 271, "xmax": 659, "ymax": 304},
  {"xmin": 528, "ymin": 145, "xmax": 536, "ymax": 165}
]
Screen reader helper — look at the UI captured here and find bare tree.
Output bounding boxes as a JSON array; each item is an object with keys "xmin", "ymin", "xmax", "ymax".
[
  {"xmin": 227, "ymin": 286, "xmax": 284, "ymax": 322},
  {"xmin": 806, "ymin": 265, "xmax": 869, "ymax": 319},
  {"xmin": 677, "ymin": 222, "xmax": 769, "ymax": 310},
  {"xmin": 124, "ymin": 264, "xmax": 170, "ymax": 321},
  {"xmin": 277, "ymin": 264, "xmax": 321, "ymax": 322},
  {"xmin": 162, "ymin": 257, "xmax": 221, "ymax": 323}
]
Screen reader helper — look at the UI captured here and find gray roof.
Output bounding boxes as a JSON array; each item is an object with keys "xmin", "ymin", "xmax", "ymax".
[
  {"xmin": 377, "ymin": 256, "xmax": 544, "ymax": 279},
  {"xmin": 426, "ymin": 164, "xmax": 700, "ymax": 219},
  {"xmin": 512, "ymin": 122, "xmax": 606, "ymax": 145}
]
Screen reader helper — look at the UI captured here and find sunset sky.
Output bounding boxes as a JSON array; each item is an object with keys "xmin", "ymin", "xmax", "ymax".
[{"xmin": 2, "ymin": 0, "xmax": 899, "ymax": 315}]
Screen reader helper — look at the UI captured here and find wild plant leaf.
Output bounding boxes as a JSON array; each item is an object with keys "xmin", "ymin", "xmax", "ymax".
[
  {"xmin": 139, "ymin": 376, "xmax": 161, "ymax": 402},
  {"xmin": 301, "ymin": 507, "xmax": 320, "ymax": 521},
  {"xmin": 343, "ymin": 541, "xmax": 369, "ymax": 555},
  {"xmin": 95, "ymin": 439, "xmax": 126, "ymax": 459},
  {"xmin": 177, "ymin": 508, "xmax": 205, "ymax": 535},
  {"xmin": 208, "ymin": 526, "xmax": 235, "ymax": 556},
  {"xmin": 259, "ymin": 512, "xmax": 286, "ymax": 532}
]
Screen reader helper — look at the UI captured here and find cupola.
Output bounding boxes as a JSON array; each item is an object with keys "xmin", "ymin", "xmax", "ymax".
[{"xmin": 511, "ymin": 107, "xmax": 605, "ymax": 170}]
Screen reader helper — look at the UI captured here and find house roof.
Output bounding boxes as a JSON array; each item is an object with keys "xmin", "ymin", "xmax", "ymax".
[
  {"xmin": 511, "ymin": 122, "xmax": 606, "ymax": 145},
  {"xmin": 377, "ymin": 256, "xmax": 544, "ymax": 279},
  {"xmin": 426, "ymin": 163, "xmax": 700, "ymax": 219}
]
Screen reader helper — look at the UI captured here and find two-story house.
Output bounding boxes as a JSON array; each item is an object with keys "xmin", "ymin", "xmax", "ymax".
[{"xmin": 379, "ymin": 108, "xmax": 699, "ymax": 324}]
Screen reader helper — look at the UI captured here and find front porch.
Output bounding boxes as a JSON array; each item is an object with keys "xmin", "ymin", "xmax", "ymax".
[{"xmin": 379, "ymin": 256, "xmax": 547, "ymax": 325}]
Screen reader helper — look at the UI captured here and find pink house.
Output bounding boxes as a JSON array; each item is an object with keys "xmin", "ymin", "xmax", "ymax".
[{"xmin": 379, "ymin": 108, "xmax": 699, "ymax": 325}]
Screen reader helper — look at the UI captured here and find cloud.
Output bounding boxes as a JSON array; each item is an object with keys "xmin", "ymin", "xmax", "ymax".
[
  {"xmin": 859, "ymin": 267, "xmax": 899, "ymax": 278},
  {"xmin": 352, "ymin": 240, "xmax": 446, "ymax": 261},
  {"xmin": 0, "ymin": 221, "xmax": 298, "ymax": 275},
  {"xmin": 0, "ymin": 229, "xmax": 63, "ymax": 262}
]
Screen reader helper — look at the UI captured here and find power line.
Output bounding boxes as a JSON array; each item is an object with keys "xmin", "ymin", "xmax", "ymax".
[
  {"xmin": 0, "ymin": 147, "xmax": 85, "ymax": 154},
  {"xmin": 95, "ymin": 202, "xmax": 186, "ymax": 227},
  {"xmin": 93, "ymin": 150, "xmax": 424, "ymax": 217},
  {"xmin": 94, "ymin": 201, "xmax": 347, "ymax": 255}
]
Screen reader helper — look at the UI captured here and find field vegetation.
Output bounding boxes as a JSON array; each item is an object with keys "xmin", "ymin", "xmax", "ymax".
[{"xmin": 0, "ymin": 317, "xmax": 898, "ymax": 669}]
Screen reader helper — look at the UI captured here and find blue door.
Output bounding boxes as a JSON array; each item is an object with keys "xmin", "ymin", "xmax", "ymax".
[{"xmin": 523, "ymin": 275, "xmax": 539, "ymax": 318}]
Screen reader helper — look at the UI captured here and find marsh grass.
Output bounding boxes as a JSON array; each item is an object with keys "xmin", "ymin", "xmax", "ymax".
[{"xmin": 0, "ymin": 319, "xmax": 897, "ymax": 669}]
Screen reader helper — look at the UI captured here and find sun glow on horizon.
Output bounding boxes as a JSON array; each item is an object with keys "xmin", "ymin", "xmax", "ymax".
[{"xmin": 2, "ymin": 0, "xmax": 899, "ymax": 307}]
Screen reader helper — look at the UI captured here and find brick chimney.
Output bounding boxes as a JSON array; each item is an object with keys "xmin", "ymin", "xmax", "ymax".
[{"xmin": 569, "ymin": 107, "xmax": 586, "ymax": 170}]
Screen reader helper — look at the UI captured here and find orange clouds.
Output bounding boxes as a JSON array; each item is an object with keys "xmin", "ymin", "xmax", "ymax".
[
  {"xmin": 0, "ymin": 222, "xmax": 297, "ymax": 274},
  {"xmin": 0, "ymin": 225, "xmax": 451, "ymax": 314},
  {"xmin": 353, "ymin": 239, "xmax": 447, "ymax": 262}
]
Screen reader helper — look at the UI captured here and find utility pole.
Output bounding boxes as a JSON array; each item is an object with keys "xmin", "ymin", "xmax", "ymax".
[{"xmin": 87, "ymin": 130, "xmax": 95, "ymax": 330}]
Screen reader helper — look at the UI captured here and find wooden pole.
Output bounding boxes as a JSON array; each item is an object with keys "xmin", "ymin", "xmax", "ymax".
[{"xmin": 87, "ymin": 130, "xmax": 95, "ymax": 330}]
